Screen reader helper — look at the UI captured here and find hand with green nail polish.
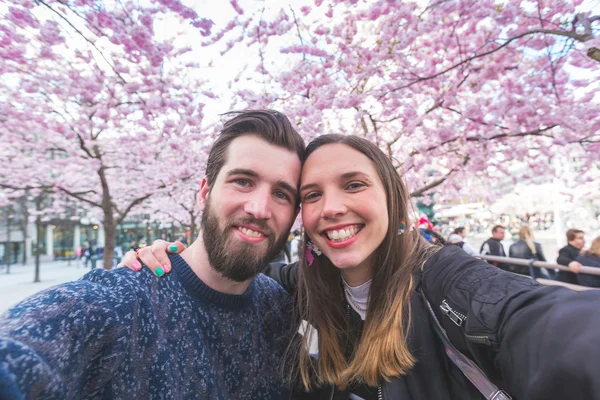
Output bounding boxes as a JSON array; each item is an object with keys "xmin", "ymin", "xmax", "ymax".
[{"xmin": 121, "ymin": 240, "xmax": 186, "ymax": 276}]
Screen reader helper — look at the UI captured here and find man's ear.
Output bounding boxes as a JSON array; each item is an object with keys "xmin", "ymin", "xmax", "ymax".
[{"xmin": 198, "ymin": 177, "xmax": 210, "ymax": 212}]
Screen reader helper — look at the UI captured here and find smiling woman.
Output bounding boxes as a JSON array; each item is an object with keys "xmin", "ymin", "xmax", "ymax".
[{"xmin": 291, "ymin": 135, "xmax": 434, "ymax": 396}]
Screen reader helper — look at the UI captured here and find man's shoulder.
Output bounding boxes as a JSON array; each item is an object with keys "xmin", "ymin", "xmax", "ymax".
[
  {"xmin": 253, "ymin": 273, "xmax": 291, "ymax": 300},
  {"xmin": 558, "ymin": 245, "xmax": 576, "ymax": 255}
]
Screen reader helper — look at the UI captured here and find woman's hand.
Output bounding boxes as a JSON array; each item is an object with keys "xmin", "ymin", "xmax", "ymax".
[{"xmin": 119, "ymin": 240, "xmax": 186, "ymax": 277}]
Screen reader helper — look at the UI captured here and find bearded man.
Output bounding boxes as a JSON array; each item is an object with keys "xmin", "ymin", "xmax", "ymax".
[{"xmin": 0, "ymin": 110, "xmax": 305, "ymax": 400}]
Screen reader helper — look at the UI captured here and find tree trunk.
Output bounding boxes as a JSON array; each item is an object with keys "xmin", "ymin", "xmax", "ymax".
[
  {"xmin": 98, "ymin": 161, "xmax": 115, "ymax": 270},
  {"xmin": 20, "ymin": 199, "xmax": 29, "ymax": 265},
  {"xmin": 5, "ymin": 206, "xmax": 12, "ymax": 274},
  {"xmin": 34, "ymin": 217, "xmax": 41, "ymax": 283},
  {"xmin": 102, "ymin": 211, "xmax": 116, "ymax": 270}
]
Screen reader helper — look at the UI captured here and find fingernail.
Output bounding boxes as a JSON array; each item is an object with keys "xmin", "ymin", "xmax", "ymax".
[
  {"xmin": 168, "ymin": 245, "xmax": 178, "ymax": 252},
  {"xmin": 132, "ymin": 262, "xmax": 141, "ymax": 271},
  {"xmin": 163, "ymin": 264, "xmax": 171, "ymax": 273},
  {"xmin": 155, "ymin": 267, "xmax": 165, "ymax": 277}
]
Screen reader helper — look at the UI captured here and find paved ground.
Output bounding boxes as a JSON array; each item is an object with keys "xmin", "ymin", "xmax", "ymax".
[{"xmin": 0, "ymin": 260, "xmax": 98, "ymax": 314}]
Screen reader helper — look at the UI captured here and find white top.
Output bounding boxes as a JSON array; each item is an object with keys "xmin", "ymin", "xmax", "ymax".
[{"xmin": 342, "ymin": 278, "xmax": 371, "ymax": 320}]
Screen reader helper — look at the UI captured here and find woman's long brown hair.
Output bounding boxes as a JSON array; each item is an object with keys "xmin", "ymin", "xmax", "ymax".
[{"xmin": 287, "ymin": 135, "xmax": 437, "ymax": 390}]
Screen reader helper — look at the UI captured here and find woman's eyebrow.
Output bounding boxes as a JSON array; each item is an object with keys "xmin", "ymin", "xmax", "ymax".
[
  {"xmin": 299, "ymin": 182, "xmax": 318, "ymax": 193},
  {"xmin": 300, "ymin": 171, "xmax": 373, "ymax": 193},
  {"xmin": 340, "ymin": 171, "xmax": 373, "ymax": 183}
]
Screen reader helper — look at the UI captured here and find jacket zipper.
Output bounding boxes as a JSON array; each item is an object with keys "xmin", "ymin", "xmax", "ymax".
[
  {"xmin": 465, "ymin": 333, "xmax": 492, "ymax": 345},
  {"xmin": 440, "ymin": 299, "xmax": 466, "ymax": 327},
  {"xmin": 378, "ymin": 383, "xmax": 383, "ymax": 399}
]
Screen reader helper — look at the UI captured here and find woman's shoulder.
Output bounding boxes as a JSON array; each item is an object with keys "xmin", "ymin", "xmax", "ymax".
[{"xmin": 577, "ymin": 253, "xmax": 600, "ymax": 267}]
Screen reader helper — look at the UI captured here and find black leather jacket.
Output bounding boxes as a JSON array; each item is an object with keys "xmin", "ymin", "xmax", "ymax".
[
  {"xmin": 265, "ymin": 246, "xmax": 600, "ymax": 399},
  {"xmin": 508, "ymin": 240, "xmax": 546, "ymax": 276},
  {"xmin": 576, "ymin": 253, "xmax": 600, "ymax": 287},
  {"xmin": 556, "ymin": 244, "xmax": 581, "ymax": 284}
]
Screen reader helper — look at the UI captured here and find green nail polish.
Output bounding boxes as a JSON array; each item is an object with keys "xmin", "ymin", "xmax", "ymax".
[
  {"xmin": 168, "ymin": 245, "xmax": 178, "ymax": 252},
  {"xmin": 155, "ymin": 267, "xmax": 165, "ymax": 277}
]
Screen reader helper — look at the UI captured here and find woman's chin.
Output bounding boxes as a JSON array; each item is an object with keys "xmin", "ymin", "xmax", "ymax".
[{"xmin": 327, "ymin": 255, "xmax": 367, "ymax": 271}]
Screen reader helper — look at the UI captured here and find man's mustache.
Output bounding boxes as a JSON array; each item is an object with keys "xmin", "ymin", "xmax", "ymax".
[{"xmin": 226, "ymin": 218, "xmax": 274, "ymax": 238}]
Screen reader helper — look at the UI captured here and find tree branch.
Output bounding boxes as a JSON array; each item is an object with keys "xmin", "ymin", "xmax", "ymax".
[
  {"xmin": 57, "ymin": 187, "xmax": 102, "ymax": 208},
  {"xmin": 379, "ymin": 25, "xmax": 598, "ymax": 99}
]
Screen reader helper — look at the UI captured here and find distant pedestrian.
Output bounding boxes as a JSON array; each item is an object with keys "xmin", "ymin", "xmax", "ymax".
[
  {"xmin": 129, "ymin": 239, "xmax": 138, "ymax": 252},
  {"xmin": 480, "ymin": 225, "xmax": 510, "ymax": 271},
  {"xmin": 178, "ymin": 235, "xmax": 189, "ymax": 246},
  {"xmin": 556, "ymin": 229, "xmax": 585, "ymax": 284},
  {"xmin": 83, "ymin": 241, "xmax": 93, "ymax": 270},
  {"xmin": 576, "ymin": 237, "xmax": 600, "ymax": 288},
  {"xmin": 289, "ymin": 230, "xmax": 301, "ymax": 262},
  {"xmin": 509, "ymin": 226, "xmax": 547, "ymax": 277},
  {"xmin": 447, "ymin": 227, "xmax": 478, "ymax": 256}
]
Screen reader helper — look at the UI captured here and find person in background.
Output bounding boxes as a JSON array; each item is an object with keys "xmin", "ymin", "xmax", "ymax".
[
  {"xmin": 129, "ymin": 239, "xmax": 138, "ymax": 252},
  {"xmin": 575, "ymin": 236, "xmax": 600, "ymax": 288},
  {"xmin": 480, "ymin": 225, "xmax": 510, "ymax": 271},
  {"xmin": 509, "ymin": 226, "xmax": 547, "ymax": 277},
  {"xmin": 83, "ymin": 240, "xmax": 94, "ymax": 270},
  {"xmin": 556, "ymin": 229, "xmax": 585, "ymax": 284},
  {"xmin": 289, "ymin": 230, "xmax": 301, "ymax": 262},
  {"xmin": 178, "ymin": 235, "xmax": 189, "ymax": 246},
  {"xmin": 447, "ymin": 227, "xmax": 478, "ymax": 256}
]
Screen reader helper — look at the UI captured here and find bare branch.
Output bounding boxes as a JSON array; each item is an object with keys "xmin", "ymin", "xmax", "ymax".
[
  {"xmin": 57, "ymin": 187, "xmax": 102, "ymax": 208},
  {"xmin": 380, "ymin": 26, "xmax": 598, "ymax": 99},
  {"xmin": 289, "ymin": 6, "xmax": 306, "ymax": 61},
  {"xmin": 116, "ymin": 193, "xmax": 153, "ymax": 225}
]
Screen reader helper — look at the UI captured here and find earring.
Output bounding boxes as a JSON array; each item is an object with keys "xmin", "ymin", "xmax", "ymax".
[
  {"xmin": 305, "ymin": 240, "xmax": 322, "ymax": 266},
  {"xmin": 398, "ymin": 219, "xmax": 407, "ymax": 236},
  {"xmin": 398, "ymin": 219, "xmax": 414, "ymax": 235}
]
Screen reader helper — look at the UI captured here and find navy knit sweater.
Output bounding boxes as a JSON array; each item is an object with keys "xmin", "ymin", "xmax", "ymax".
[{"xmin": 0, "ymin": 254, "xmax": 295, "ymax": 399}]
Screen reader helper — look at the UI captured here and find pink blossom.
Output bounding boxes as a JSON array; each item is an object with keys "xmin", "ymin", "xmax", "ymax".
[
  {"xmin": 8, "ymin": 7, "xmax": 37, "ymax": 28},
  {"xmin": 230, "ymin": 0, "xmax": 244, "ymax": 15}
]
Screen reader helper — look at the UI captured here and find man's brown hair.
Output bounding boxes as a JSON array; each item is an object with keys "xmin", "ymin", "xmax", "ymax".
[
  {"xmin": 205, "ymin": 110, "xmax": 305, "ymax": 189},
  {"xmin": 492, "ymin": 225, "xmax": 505, "ymax": 233},
  {"xmin": 566, "ymin": 229, "xmax": 584, "ymax": 242}
]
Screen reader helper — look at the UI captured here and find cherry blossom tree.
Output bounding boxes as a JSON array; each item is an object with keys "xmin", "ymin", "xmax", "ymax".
[
  {"xmin": 210, "ymin": 0, "xmax": 600, "ymax": 202},
  {"xmin": 0, "ymin": 0, "xmax": 218, "ymax": 268}
]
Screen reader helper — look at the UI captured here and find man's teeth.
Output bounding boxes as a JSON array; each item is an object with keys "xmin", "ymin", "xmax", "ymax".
[
  {"xmin": 326, "ymin": 226, "xmax": 360, "ymax": 242},
  {"xmin": 238, "ymin": 227, "xmax": 264, "ymax": 237}
]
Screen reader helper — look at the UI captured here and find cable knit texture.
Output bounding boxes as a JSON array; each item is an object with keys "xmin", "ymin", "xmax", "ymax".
[{"xmin": 0, "ymin": 254, "xmax": 295, "ymax": 400}]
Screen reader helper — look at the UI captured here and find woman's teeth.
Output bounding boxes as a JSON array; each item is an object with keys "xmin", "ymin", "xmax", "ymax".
[
  {"xmin": 326, "ymin": 225, "xmax": 360, "ymax": 242},
  {"xmin": 238, "ymin": 227, "xmax": 264, "ymax": 237}
]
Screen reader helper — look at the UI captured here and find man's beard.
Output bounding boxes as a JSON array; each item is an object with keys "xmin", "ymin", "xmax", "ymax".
[{"xmin": 201, "ymin": 198, "xmax": 289, "ymax": 282}]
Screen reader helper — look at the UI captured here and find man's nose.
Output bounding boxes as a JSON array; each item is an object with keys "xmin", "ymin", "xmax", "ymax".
[
  {"xmin": 243, "ymin": 190, "xmax": 272, "ymax": 220},
  {"xmin": 321, "ymin": 193, "xmax": 347, "ymax": 219}
]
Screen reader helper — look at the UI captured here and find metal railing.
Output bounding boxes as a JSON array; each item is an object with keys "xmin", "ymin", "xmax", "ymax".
[
  {"xmin": 475, "ymin": 254, "xmax": 599, "ymax": 291},
  {"xmin": 475, "ymin": 254, "xmax": 600, "ymax": 276}
]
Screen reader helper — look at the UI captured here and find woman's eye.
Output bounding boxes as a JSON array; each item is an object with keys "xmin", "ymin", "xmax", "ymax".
[
  {"xmin": 303, "ymin": 192, "xmax": 320, "ymax": 202},
  {"xmin": 346, "ymin": 182, "xmax": 365, "ymax": 190}
]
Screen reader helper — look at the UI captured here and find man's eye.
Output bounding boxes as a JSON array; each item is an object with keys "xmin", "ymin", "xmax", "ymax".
[
  {"xmin": 274, "ymin": 191, "xmax": 290, "ymax": 201},
  {"xmin": 235, "ymin": 179, "xmax": 251, "ymax": 187}
]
